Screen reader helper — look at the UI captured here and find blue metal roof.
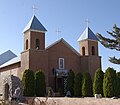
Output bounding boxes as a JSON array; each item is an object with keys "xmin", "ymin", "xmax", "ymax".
[
  {"xmin": 77, "ymin": 27, "xmax": 98, "ymax": 41},
  {"xmin": 23, "ymin": 15, "xmax": 47, "ymax": 33},
  {"xmin": 0, "ymin": 56, "xmax": 20, "ymax": 68},
  {"xmin": 0, "ymin": 50, "xmax": 17, "ymax": 66}
]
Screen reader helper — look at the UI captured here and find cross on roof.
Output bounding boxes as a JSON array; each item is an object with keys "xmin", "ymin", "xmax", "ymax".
[
  {"xmin": 85, "ymin": 19, "xmax": 90, "ymax": 27},
  {"xmin": 56, "ymin": 28, "xmax": 61, "ymax": 40},
  {"xmin": 32, "ymin": 5, "xmax": 38, "ymax": 15}
]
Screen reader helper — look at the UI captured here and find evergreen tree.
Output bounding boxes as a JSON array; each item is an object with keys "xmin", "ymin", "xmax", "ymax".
[
  {"xmin": 116, "ymin": 72, "xmax": 120, "ymax": 97},
  {"xmin": 82, "ymin": 72, "xmax": 93, "ymax": 97},
  {"xmin": 103, "ymin": 67, "xmax": 117, "ymax": 97},
  {"xmin": 22, "ymin": 69, "xmax": 35, "ymax": 97},
  {"xmin": 97, "ymin": 24, "xmax": 120, "ymax": 64},
  {"xmin": 93, "ymin": 68, "xmax": 104, "ymax": 96},
  {"xmin": 66, "ymin": 69, "xmax": 75, "ymax": 96},
  {"xmin": 35, "ymin": 71, "xmax": 46, "ymax": 97},
  {"xmin": 74, "ymin": 73, "xmax": 82, "ymax": 97}
]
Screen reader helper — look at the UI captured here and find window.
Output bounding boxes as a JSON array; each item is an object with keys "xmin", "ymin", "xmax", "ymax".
[
  {"xmin": 35, "ymin": 39, "xmax": 40, "ymax": 49},
  {"xmin": 26, "ymin": 40, "xmax": 28, "ymax": 50},
  {"xmin": 59, "ymin": 58, "xmax": 64, "ymax": 69},
  {"xmin": 82, "ymin": 47, "xmax": 85, "ymax": 56},
  {"xmin": 92, "ymin": 46, "xmax": 95, "ymax": 55}
]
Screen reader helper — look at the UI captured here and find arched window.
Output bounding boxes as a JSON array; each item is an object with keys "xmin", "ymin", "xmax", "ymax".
[
  {"xmin": 26, "ymin": 40, "xmax": 28, "ymax": 50},
  {"xmin": 92, "ymin": 46, "xmax": 95, "ymax": 55},
  {"xmin": 36, "ymin": 39, "xmax": 40, "ymax": 49},
  {"xmin": 82, "ymin": 47, "xmax": 85, "ymax": 56}
]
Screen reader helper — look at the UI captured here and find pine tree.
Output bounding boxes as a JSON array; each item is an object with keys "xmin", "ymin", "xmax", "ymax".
[
  {"xmin": 103, "ymin": 67, "xmax": 117, "ymax": 97},
  {"xmin": 82, "ymin": 72, "xmax": 93, "ymax": 97},
  {"xmin": 93, "ymin": 68, "xmax": 104, "ymax": 96},
  {"xmin": 66, "ymin": 69, "xmax": 75, "ymax": 96},
  {"xmin": 22, "ymin": 69, "xmax": 35, "ymax": 97},
  {"xmin": 97, "ymin": 24, "xmax": 120, "ymax": 64},
  {"xmin": 74, "ymin": 73, "xmax": 82, "ymax": 97},
  {"xmin": 35, "ymin": 71, "xmax": 46, "ymax": 97},
  {"xmin": 116, "ymin": 72, "xmax": 120, "ymax": 97}
]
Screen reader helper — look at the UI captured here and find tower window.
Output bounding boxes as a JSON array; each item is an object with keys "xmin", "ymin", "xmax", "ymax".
[
  {"xmin": 26, "ymin": 40, "xmax": 28, "ymax": 50},
  {"xmin": 92, "ymin": 46, "xmax": 95, "ymax": 55},
  {"xmin": 36, "ymin": 39, "xmax": 40, "ymax": 49},
  {"xmin": 82, "ymin": 47, "xmax": 85, "ymax": 56},
  {"xmin": 59, "ymin": 58, "xmax": 64, "ymax": 69}
]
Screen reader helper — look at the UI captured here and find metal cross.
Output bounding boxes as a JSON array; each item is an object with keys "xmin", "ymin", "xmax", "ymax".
[
  {"xmin": 32, "ymin": 5, "xmax": 37, "ymax": 15},
  {"xmin": 85, "ymin": 19, "xmax": 90, "ymax": 27},
  {"xmin": 56, "ymin": 28, "xmax": 61, "ymax": 40}
]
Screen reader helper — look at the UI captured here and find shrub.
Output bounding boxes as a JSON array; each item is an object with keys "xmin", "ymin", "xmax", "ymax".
[
  {"xmin": 103, "ymin": 67, "xmax": 117, "ymax": 97},
  {"xmin": 82, "ymin": 72, "xmax": 93, "ymax": 97},
  {"xmin": 22, "ymin": 69, "xmax": 35, "ymax": 96},
  {"xmin": 116, "ymin": 72, "xmax": 120, "ymax": 97},
  {"xmin": 66, "ymin": 69, "xmax": 75, "ymax": 96},
  {"xmin": 74, "ymin": 73, "xmax": 82, "ymax": 97},
  {"xmin": 35, "ymin": 71, "xmax": 46, "ymax": 96},
  {"xmin": 93, "ymin": 68, "xmax": 104, "ymax": 96}
]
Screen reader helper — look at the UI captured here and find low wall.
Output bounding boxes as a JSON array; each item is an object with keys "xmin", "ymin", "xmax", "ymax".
[{"xmin": 26, "ymin": 97, "xmax": 120, "ymax": 105}]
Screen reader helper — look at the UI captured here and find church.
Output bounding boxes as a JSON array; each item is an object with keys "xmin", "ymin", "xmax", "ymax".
[{"xmin": 0, "ymin": 15, "xmax": 101, "ymax": 96}]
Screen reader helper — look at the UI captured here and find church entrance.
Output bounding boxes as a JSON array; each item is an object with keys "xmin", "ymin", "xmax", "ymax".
[
  {"xmin": 55, "ymin": 69, "xmax": 68, "ymax": 96},
  {"xmin": 5, "ymin": 83, "xmax": 9, "ymax": 100}
]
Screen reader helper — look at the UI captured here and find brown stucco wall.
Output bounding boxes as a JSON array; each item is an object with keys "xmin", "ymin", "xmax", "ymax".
[
  {"xmin": 79, "ymin": 40, "xmax": 98, "ymax": 56},
  {"xmin": 46, "ymin": 41, "xmax": 80, "ymax": 89},
  {"xmin": 24, "ymin": 31, "xmax": 45, "ymax": 51},
  {"xmin": 80, "ymin": 55, "xmax": 101, "ymax": 79},
  {"xmin": 0, "ymin": 62, "xmax": 21, "ymax": 93},
  {"xmin": 29, "ymin": 49, "xmax": 49, "ymax": 86}
]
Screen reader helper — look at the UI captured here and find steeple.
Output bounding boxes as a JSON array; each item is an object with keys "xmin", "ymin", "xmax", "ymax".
[
  {"xmin": 23, "ymin": 15, "xmax": 47, "ymax": 33},
  {"xmin": 23, "ymin": 15, "xmax": 46, "ymax": 51},
  {"xmin": 78, "ymin": 27, "xmax": 99, "ymax": 56},
  {"xmin": 77, "ymin": 27, "xmax": 98, "ymax": 42}
]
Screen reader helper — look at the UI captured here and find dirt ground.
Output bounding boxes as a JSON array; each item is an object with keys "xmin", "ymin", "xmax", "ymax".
[{"xmin": 32, "ymin": 97, "xmax": 120, "ymax": 105}]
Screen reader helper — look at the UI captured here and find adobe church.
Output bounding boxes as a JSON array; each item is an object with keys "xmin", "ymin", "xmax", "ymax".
[{"xmin": 0, "ymin": 15, "xmax": 101, "ymax": 95}]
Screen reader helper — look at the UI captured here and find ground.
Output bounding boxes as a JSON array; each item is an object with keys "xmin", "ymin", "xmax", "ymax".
[{"xmin": 26, "ymin": 97, "xmax": 120, "ymax": 105}]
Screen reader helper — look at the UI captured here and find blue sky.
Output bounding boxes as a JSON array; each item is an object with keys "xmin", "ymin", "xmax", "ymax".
[{"xmin": 0, "ymin": 0, "xmax": 120, "ymax": 72}]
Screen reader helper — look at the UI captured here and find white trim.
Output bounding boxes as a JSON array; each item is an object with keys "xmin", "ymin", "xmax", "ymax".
[
  {"xmin": 78, "ymin": 39, "xmax": 98, "ymax": 42},
  {"xmin": 23, "ymin": 29, "xmax": 46, "ymax": 34},
  {"xmin": 59, "ymin": 58, "xmax": 64, "ymax": 69}
]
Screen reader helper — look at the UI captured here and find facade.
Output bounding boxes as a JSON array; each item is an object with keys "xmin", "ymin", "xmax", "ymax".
[{"xmin": 0, "ymin": 15, "xmax": 101, "ymax": 95}]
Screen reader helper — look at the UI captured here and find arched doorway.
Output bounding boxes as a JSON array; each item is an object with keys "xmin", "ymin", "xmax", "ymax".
[{"xmin": 5, "ymin": 83, "xmax": 9, "ymax": 100}]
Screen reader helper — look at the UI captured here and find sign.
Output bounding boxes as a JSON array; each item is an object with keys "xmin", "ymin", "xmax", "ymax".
[{"xmin": 56, "ymin": 69, "xmax": 68, "ymax": 77}]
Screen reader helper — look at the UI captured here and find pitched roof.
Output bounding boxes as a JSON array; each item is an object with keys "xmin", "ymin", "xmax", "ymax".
[
  {"xmin": 46, "ymin": 38, "xmax": 80, "ymax": 56},
  {"xmin": 0, "ymin": 56, "xmax": 20, "ymax": 68},
  {"xmin": 77, "ymin": 27, "xmax": 98, "ymax": 41},
  {"xmin": 0, "ymin": 50, "xmax": 17, "ymax": 66},
  {"xmin": 23, "ymin": 15, "xmax": 47, "ymax": 33}
]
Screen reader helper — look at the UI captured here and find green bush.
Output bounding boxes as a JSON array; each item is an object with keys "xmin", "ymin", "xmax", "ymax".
[
  {"xmin": 82, "ymin": 72, "xmax": 93, "ymax": 97},
  {"xmin": 74, "ymin": 73, "xmax": 82, "ymax": 97},
  {"xmin": 66, "ymin": 69, "xmax": 75, "ymax": 96},
  {"xmin": 22, "ymin": 69, "xmax": 35, "ymax": 97},
  {"xmin": 93, "ymin": 68, "xmax": 104, "ymax": 96},
  {"xmin": 35, "ymin": 71, "xmax": 46, "ymax": 96},
  {"xmin": 103, "ymin": 67, "xmax": 117, "ymax": 97}
]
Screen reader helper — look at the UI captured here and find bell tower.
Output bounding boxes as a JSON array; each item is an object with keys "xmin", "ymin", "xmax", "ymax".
[
  {"xmin": 23, "ymin": 15, "xmax": 47, "ymax": 51},
  {"xmin": 78, "ymin": 27, "xmax": 99, "ymax": 56},
  {"xmin": 78, "ymin": 27, "xmax": 101, "ymax": 79},
  {"xmin": 20, "ymin": 15, "xmax": 48, "ymax": 81}
]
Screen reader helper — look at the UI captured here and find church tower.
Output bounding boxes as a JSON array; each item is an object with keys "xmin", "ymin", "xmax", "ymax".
[
  {"xmin": 20, "ymin": 16, "xmax": 48, "ymax": 84},
  {"xmin": 22, "ymin": 15, "xmax": 47, "ymax": 51},
  {"xmin": 78, "ymin": 27, "xmax": 101, "ymax": 79}
]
